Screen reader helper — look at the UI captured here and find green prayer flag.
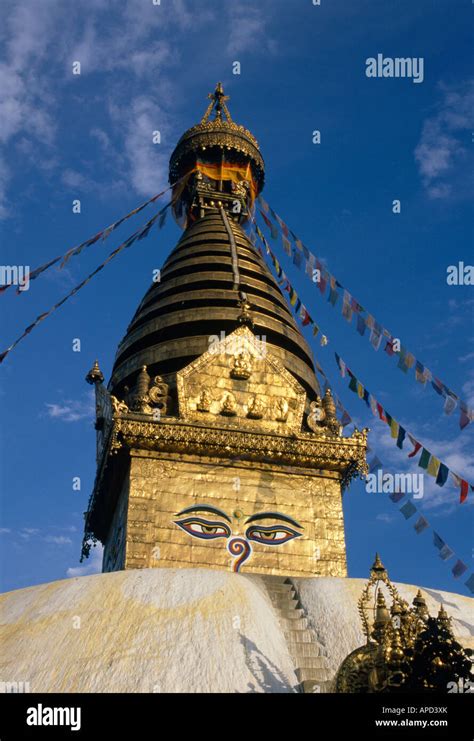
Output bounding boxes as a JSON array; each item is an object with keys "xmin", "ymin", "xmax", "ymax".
[{"xmin": 419, "ymin": 448, "xmax": 431, "ymax": 470}]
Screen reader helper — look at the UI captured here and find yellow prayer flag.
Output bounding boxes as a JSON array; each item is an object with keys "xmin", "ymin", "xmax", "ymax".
[{"xmin": 427, "ymin": 456, "xmax": 440, "ymax": 477}]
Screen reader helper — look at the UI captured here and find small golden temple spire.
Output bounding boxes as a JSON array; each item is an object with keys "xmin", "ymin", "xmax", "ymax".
[
  {"xmin": 85, "ymin": 359, "xmax": 104, "ymax": 385},
  {"xmin": 371, "ymin": 552, "xmax": 387, "ymax": 579},
  {"xmin": 202, "ymin": 82, "xmax": 232, "ymax": 123}
]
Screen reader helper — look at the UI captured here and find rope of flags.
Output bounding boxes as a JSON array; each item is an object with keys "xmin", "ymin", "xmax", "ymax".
[
  {"xmin": 334, "ymin": 352, "xmax": 473, "ymax": 504},
  {"xmin": 250, "ymin": 217, "xmax": 474, "ymax": 595},
  {"xmin": 0, "ymin": 180, "xmax": 183, "ymax": 297},
  {"xmin": 252, "ymin": 218, "xmax": 472, "ymax": 506},
  {"xmin": 257, "ymin": 194, "xmax": 473, "ymax": 431},
  {"xmin": 0, "ymin": 201, "xmax": 171, "ymax": 365}
]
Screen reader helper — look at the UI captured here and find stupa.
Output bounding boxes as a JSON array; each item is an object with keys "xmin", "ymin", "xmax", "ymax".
[{"xmin": 1, "ymin": 86, "xmax": 472, "ymax": 695}]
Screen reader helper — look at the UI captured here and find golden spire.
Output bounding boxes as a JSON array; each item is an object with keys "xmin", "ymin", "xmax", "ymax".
[
  {"xmin": 370, "ymin": 552, "xmax": 387, "ymax": 579},
  {"xmin": 85, "ymin": 359, "xmax": 104, "ymax": 385},
  {"xmin": 201, "ymin": 82, "xmax": 232, "ymax": 123},
  {"xmin": 412, "ymin": 589, "xmax": 429, "ymax": 620}
]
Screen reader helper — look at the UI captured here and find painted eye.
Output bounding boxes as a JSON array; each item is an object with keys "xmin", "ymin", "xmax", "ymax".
[
  {"xmin": 246, "ymin": 525, "xmax": 302, "ymax": 545},
  {"xmin": 174, "ymin": 517, "xmax": 231, "ymax": 540}
]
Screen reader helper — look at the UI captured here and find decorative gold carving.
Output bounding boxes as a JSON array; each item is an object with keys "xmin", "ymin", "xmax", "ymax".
[
  {"xmin": 307, "ymin": 399, "xmax": 325, "ymax": 431},
  {"xmin": 111, "ymin": 395, "xmax": 129, "ymax": 415},
  {"xmin": 169, "ymin": 84, "xmax": 265, "ymax": 190},
  {"xmin": 102, "ymin": 417, "xmax": 368, "ymax": 477},
  {"xmin": 221, "ymin": 393, "xmax": 237, "ymax": 416},
  {"xmin": 335, "ymin": 554, "xmax": 473, "ymax": 693},
  {"xmin": 237, "ymin": 297, "xmax": 254, "ymax": 329},
  {"xmin": 247, "ymin": 395, "xmax": 265, "ymax": 419},
  {"xmin": 196, "ymin": 388, "xmax": 212, "ymax": 412},
  {"xmin": 307, "ymin": 390, "xmax": 342, "ymax": 436},
  {"xmin": 147, "ymin": 375, "xmax": 170, "ymax": 415},
  {"xmin": 275, "ymin": 398, "xmax": 289, "ymax": 423},
  {"xmin": 127, "ymin": 366, "xmax": 170, "ymax": 416},
  {"xmin": 230, "ymin": 350, "xmax": 252, "ymax": 380},
  {"xmin": 85, "ymin": 359, "xmax": 104, "ymax": 386},
  {"xmin": 322, "ymin": 389, "xmax": 342, "ymax": 436},
  {"xmin": 176, "ymin": 326, "xmax": 307, "ymax": 435}
]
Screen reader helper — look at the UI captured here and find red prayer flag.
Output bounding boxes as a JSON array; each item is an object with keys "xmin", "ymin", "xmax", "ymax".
[
  {"xmin": 376, "ymin": 403, "xmax": 387, "ymax": 423},
  {"xmin": 408, "ymin": 437, "xmax": 422, "ymax": 458}
]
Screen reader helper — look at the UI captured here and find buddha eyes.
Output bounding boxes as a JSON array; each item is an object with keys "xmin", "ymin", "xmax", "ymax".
[
  {"xmin": 246, "ymin": 525, "xmax": 301, "ymax": 545},
  {"xmin": 174, "ymin": 517, "xmax": 231, "ymax": 540},
  {"xmin": 174, "ymin": 515, "xmax": 302, "ymax": 545}
]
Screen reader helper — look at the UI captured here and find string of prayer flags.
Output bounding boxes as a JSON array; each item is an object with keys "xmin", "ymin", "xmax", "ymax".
[
  {"xmin": 0, "ymin": 181, "xmax": 181, "ymax": 297},
  {"xmin": 334, "ymin": 352, "xmax": 473, "ymax": 504},
  {"xmin": 251, "ymin": 216, "xmax": 474, "ymax": 594},
  {"xmin": 256, "ymin": 194, "xmax": 473, "ymax": 430},
  {"xmin": 252, "ymin": 216, "xmax": 471, "ymax": 510},
  {"xmin": 0, "ymin": 201, "xmax": 172, "ymax": 365},
  {"xmin": 312, "ymin": 361, "xmax": 473, "ymax": 594}
]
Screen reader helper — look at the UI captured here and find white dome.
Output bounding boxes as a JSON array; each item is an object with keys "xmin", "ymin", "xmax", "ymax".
[{"xmin": 1, "ymin": 569, "xmax": 472, "ymax": 693}]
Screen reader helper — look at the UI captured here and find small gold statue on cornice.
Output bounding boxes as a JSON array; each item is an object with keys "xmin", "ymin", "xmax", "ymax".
[
  {"xmin": 237, "ymin": 295, "xmax": 254, "ymax": 329},
  {"xmin": 111, "ymin": 395, "xmax": 129, "ymax": 416},
  {"xmin": 221, "ymin": 393, "xmax": 237, "ymax": 416},
  {"xmin": 275, "ymin": 397, "xmax": 289, "ymax": 422},
  {"xmin": 196, "ymin": 388, "xmax": 212, "ymax": 412},
  {"xmin": 231, "ymin": 350, "xmax": 252, "ymax": 380},
  {"xmin": 247, "ymin": 395, "xmax": 265, "ymax": 419}
]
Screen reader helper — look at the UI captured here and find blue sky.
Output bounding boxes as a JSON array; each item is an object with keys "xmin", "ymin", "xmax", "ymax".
[{"xmin": 1, "ymin": 0, "xmax": 472, "ymax": 596}]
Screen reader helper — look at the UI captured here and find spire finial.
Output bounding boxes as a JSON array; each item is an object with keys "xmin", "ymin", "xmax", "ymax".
[
  {"xmin": 202, "ymin": 82, "xmax": 232, "ymax": 123},
  {"xmin": 86, "ymin": 359, "xmax": 104, "ymax": 385},
  {"xmin": 370, "ymin": 552, "xmax": 388, "ymax": 579}
]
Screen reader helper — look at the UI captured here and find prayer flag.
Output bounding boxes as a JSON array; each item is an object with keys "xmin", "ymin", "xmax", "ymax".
[
  {"xmin": 400, "ymin": 501, "xmax": 417, "ymax": 519},
  {"xmin": 452, "ymin": 560, "xmax": 468, "ymax": 578},
  {"xmin": 414, "ymin": 516, "xmax": 429, "ymax": 534}
]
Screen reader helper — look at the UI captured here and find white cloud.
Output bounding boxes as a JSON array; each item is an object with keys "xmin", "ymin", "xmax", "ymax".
[
  {"xmin": 368, "ymin": 417, "xmax": 473, "ymax": 512},
  {"xmin": 462, "ymin": 369, "xmax": 474, "ymax": 408},
  {"xmin": 227, "ymin": 4, "xmax": 275, "ymax": 56},
  {"xmin": 67, "ymin": 544, "xmax": 103, "ymax": 578},
  {"xmin": 415, "ymin": 80, "xmax": 474, "ymax": 199},
  {"xmin": 44, "ymin": 535, "xmax": 73, "ymax": 545},
  {"xmin": 0, "ymin": 0, "xmax": 275, "ymax": 217},
  {"xmin": 45, "ymin": 390, "xmax": 95, "ymax": 423},
  {"xmin": 109, "ymin": 96, "xmax": 172, "ymax": 196},
  {"xmin": 19, "ymin": 527, "xmax": 40, "ymax": 540},
  {"xmin": 376, "ymin": 513, "xmax": 395, "ymax": 523}
]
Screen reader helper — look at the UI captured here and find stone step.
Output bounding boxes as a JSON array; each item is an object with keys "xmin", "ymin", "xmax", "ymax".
[
  {"xmin": 279, "ymin": 608, "xmax": 306, "ymax": 620},
  {"xmin": 300, "ymin": 679, "xmax": 333, "ymax": 694},
  {"xmin": 266, "ymin": 585, "xmax": 294, "ymax": 595},
  {"xmin": 296, "ymin": 667, "xmax": 332, "ymax": 683},
  {"xmin": 270, "ymin": 597, "xmax": 300, "ymax": 610},
  {"xmin": 292, "ymin": 656, "xmax": 328, "ymax": 670},
  {"xmin": 289, "ymin": 642, "xmax": 324, "ymax": 658},
  {"xmin": 279, "ymin": 617, "xmax": 309, "ymax": 631},
  {"xmin": 283, "ymin": 629, "xmax": 317, "ymax": 644}
]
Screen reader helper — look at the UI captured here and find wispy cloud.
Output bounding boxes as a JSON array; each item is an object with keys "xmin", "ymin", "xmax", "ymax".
[
  {"xmin": 44, "ymin": 535, "xmax": 73, "ymax": 545},
  {"xmin": 0, "ymin": 0, "xmax": 276, "ymax": 219},
  {"xmin": 368, "ymin": 416, "xmax": 473, "ymax": 512},
  {"xmin": 45, "ymin": 390, "xmax": 95, "ymax": 423},
  {"xmin": 376, "ymin": 513, "xmax": 396, "ymax": 524},
  {"xmin": 462, "ymin": 369, "xmax": 474, "ymax": 408},
  {"xmin": 109, "ymin": 95, "xmax": 173, "ymax": 196},
  {"xmin": 415, "ymin": 80, "xmax": 474, "ymax": 200},
  {"xmin": 227, "ymin": 4, "xmax": 275, "ymax": 56},
  {"xmin": 67, "ymin": 544, "xmax": 103, "ymax": 578}
]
